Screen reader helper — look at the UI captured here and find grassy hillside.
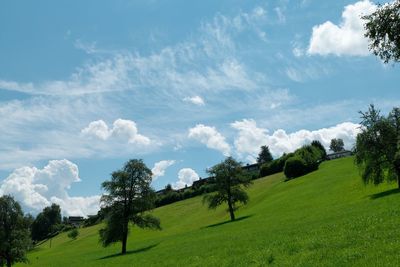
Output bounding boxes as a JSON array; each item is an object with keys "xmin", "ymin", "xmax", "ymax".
[{"xmin": 18, "ymin": 157, "xmax": 400, "ymax": 266}]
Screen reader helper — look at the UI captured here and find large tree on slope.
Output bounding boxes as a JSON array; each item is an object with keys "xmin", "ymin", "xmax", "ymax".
[
  {"xmin": 99, "ymin": 159, "xmax": 161, "ymax": 254},
  {"xmin": 355, "ymin": 105, "xmax": 400, "ymax": 188},
  {"xmin": 203, "ymin": 157, "xmax": 252, "ymax": 221}
]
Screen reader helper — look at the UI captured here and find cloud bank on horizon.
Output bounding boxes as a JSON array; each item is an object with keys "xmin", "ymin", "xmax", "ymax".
[{"xmin": 0, "ymin": 160, "xmax": 100, "ymax": 217}]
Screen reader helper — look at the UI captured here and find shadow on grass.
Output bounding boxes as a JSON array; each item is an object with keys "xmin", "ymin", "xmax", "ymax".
[
  {"xmin": 98, "ymin": 243, "xmax": 159, "ymax": 260},
  {"xmin": 370, "ymin": 188, "xmax": 400, "ymax": 200},
  {"xmin": 203, "ymin": 215, "xmax": 253, "ymax": 229}
]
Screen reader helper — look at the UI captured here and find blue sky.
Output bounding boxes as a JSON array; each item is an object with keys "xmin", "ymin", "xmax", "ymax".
[{"xmin": 0, "ymin": 0, "xmax": 399, "ymax": 216}]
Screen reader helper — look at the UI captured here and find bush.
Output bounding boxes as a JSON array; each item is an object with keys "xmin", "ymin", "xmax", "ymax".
[
  {"xmin": 83, "ymin": 215, "xmax": 101, "ymax": 227},
  {"xmin": 284, "ymin": 156, "xmax": 308, "ymax": 179},
  {"xmin": 259, "ymin": 153, "xmax": 294, "ymax": 177},
  {"xmin": 67, "ymin": 228, "xmax": 79, "ymax": 240},
  {"xmin": 295, "ymin": 145, "xmax": 322, "ymax": 172},
  {"xmin": 311, "ymin": 140, "xmax": 327, "ymax": 159}
]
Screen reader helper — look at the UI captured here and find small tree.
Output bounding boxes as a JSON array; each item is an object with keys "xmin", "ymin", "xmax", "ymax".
[
  {"xmin": 363, "ymin": 1, "xmax": 400, "ymax": 64},
  {"xmin": 311, "ymin": 140, "xmax": 327, "ymax": 159},
  {"xmin": 0, "ymin": 196, "xmax": 31, "ymax": 267},
  {"xmin": 203, "ymin": 157, "xmax": 252, "ymax": 221},
  {"xmin": 67, "ymin": 228, "xmax": 79, "ymax": 240},
  {"xmin": 257, "ymin": 145, "xmax": 273, "ymax": 165},
  {"xmin": 355, "ymin": 105, "xmax": 400, "ymax": 188},
  {"xmin": 100, "ymin": 159, "xmax": 161, "ymax": 254},
  {"xmin": 31, "ymin": 203, "xmax": 62, "ymax": 241},
  {"xmin": 330, "ymin": 138, "xmax": 345, "ymax": 152}
]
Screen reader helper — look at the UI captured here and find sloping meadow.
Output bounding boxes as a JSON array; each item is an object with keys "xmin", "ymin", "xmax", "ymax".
[{"xmin": 18, "ymin": 157, "xmax": 400, "ymax": 266}]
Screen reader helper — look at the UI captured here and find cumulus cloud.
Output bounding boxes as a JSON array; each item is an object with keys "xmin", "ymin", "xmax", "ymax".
[
  {"xmin": 81, "ymin": 119, "xmax": 151, "ymax": 145},
  {"xmin": 151, "ymin": 160, "xmax": 175, "ymax": 180},
  {"xmin": 173, "ymin": 168, "xmax": 200, "ymax": 189},
  {"xmin": 308, "ymin": 0, "xmax": 376, "ymax": 56},
  {"xmin": 231, "ymin": 119, "xmax": 269, "ymax": 162},
  {"xmin": 231, "ymin": 119, "xmax": 361, "ymax": 162},
  {"xmin": 188, "ymin": 124, "xmax": 231, "ymax": 156},
  {"xmin": 0, "ymin": 159, "xmax": 100, "ymax": 216},
  {"xmin": 183, "ymin": 96, "xmax": 205, "ymax": 106}
]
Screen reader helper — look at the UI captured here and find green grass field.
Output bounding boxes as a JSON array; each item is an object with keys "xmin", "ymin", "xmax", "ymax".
[{"xmin": 18, "ymin": 157, "xmax": 400, "ymax": 266}]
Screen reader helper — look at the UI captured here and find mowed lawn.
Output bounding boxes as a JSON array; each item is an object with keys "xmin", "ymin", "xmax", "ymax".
[{"xmin": 18, "ymin": 157, "xmax": 400, "ymax": 266}]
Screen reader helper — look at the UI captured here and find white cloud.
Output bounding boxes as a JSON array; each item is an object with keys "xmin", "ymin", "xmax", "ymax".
[
  {"xmin": 183, "ymin": 96, "xmax": 205, "ymax": 106},
  {"xmin": 231, "ymin": 119, "xmax": 269, "ymax": 162},
  {"xmin": 188, "ymin": 124, "xmax": 231, "ymax": 156},
  {"xmin": 151, "ymin": 160, "xmax": 175, "ymax": 180},
  {"xmin": 285, "ymin": 64, "xmax": 328, "ymax": 83},
  {"xmin": 308, "ymin": 0, "xmax": 376, "ymax": 56},
  {"xmin": 275, "ymin": 7, "xmax": 286, "ymax": 23},
  {"xmin": 81, "ymin": 120, "xmax": 110, "ymax": 140},
  {"xmin": 74, "ymin": 39, "xmax": 100, "ymax": 54},
  {"xmin": 81, "ymin": 119, "xmax": 151, "ymax": 145},
  {"xmin": 0, "ymin": 6, "xmax": 291, "ymax": 170},
  {"xmin": 112, "ymin": 119, "xmax": 151, "ymax": 145},
  {"xmin": 0, "ymin": 55, "xmax": 133, "ymax": 96},
  {"xmin": 173, "ymin": 168, "xmax": 200, "ymax": 189},
  {"xmin": 231, "ymin": 119, "xmax": 361, "ymax": 161},
  {"xmin": 0, "ymin": 159, "xmax": 100, "ymax": 216}
]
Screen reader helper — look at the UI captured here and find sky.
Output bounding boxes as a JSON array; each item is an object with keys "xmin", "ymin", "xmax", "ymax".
[{"xmin": 0, "ymin": 0, "xmax": 399, "ymax": 217}]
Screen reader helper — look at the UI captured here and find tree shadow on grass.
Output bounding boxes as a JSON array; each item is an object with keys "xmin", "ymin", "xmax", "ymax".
[
  {"xmin": 202, "ymin": 215, "xmax": 253, "ymax": 229},
  {"xmin": 98, "ymin": 243, "xmax": 159, "ymax": 260},
  {"xmin": 370, "ymin": 188, "xmax": 400, "ymax": 200}
]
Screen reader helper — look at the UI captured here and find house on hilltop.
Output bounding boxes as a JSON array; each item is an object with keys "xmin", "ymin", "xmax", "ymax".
[
  {"xmin": 326, "ymin": 150, "xmax": 352, "ymax": 160},
  {"xmin": 68, "ymin": 216, "xmax": 84, "ymax": 227}
]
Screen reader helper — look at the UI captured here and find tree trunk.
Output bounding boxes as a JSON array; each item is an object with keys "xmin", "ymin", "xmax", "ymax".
[
  {"xmin": 121, "ymin": 220, "xmax": 128, "ymax": 255},
  {"xmin": 398, "ymin": 175, "xmax": 400, "ymax": 189},
  {"xmin": 227, "ymin": 198, "xmax": 235, "ymax": 221},
  {"xmin": 6, "ymin": 258, "xmax": 11, "ymax": 267}
]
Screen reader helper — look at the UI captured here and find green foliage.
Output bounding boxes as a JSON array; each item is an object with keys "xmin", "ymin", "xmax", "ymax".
[
  {"xmin": 330, "ymin": 138, "xmax": 345, "ymax": 153},
  {"xmin": 31, "ymin": 203, "xmax": 62, "ymax": 241},
  {"xmin": 83, "ymin": 215, "xmax": 101, "ymax": 228},
  {"xmin": 18, "ymin": 157, "xmax": 400, "ymax": 267},
  {"xmin": 67, "ymin": 228, "xmax": 79, "ymax": 240},
  {"xmin": 284, "ymin": 145, "xmax": 324, "ymax": 180},
  {"xmin": 99, "ymin": 159, "xmax": 161, "ymax": 254},
  {"xmin": 259, "ymin": 153, "xmax": 294, "ymax": 177},
  {"xmin": 363, "ymin": 1, "xmax": 400, "ymax": 63},
  {"xmin": 355, "ymin": 105, "xmax": 400, "ymax": 187},
  {"xmin": 0, "ymin": 195, "xmax": 31, "ymax": 267},
  {"xmin": 204, "ymin": 157, "xmax": 251, "ymax": 221},
  {"xmin": 256, "ymin": 145, "xmax": 273, "ymax": 165},
  {"xmin": 311, "ymin": 140, "xmax": 327, "ymax": 159},
  {"xmin": 284, "ymin": 156, "xmax": 308, "ymax": 179}
]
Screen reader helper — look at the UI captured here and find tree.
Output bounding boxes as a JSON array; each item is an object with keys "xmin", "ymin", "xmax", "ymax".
[
  {"xmin": 363, "ymin": 1, "xmax": 400, "ymax": 63},
  {"xmin": 31, "ymin": 203, "xmax": 62, "ymax": 241},
  {"xmin": 203, "ymin": 157, "xmax": 252, "ymax": 221},
  {"xmin": 355, "ymin": 105, "xmax": 400, "ymax": 188},
  {"xmin": 330, "ymin": 138, "xmax": 345, "ymax": 152},
  {"xmin": 99, "ymin": 159, "xmax": 161, "ymax": 254},
  {"xmin": 257, "ymin": 145, "xmax": 273, "ymax": 165},
  {"xmin": 311, "ymin": 140, "xmax": 327, "ymax": 159},
  {"xmin": 0, "ymin": 196, "xmax": 31, "ymax": 267},
  {"xmin": 67, "ymin": 228, "xmax": 79, "ymax": 240}
]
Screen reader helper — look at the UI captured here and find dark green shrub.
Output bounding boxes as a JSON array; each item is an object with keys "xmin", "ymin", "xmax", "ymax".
[
  {"xmin": 311, "ymin": 140, "xmax": 327, "ymax": 159},
  {"xmin": 259, "ymin": 153, "xmax": 294, "ymax": 177},
  {"xmin": 284, "ymin": 156, "xmax": 308, "ymax": 179},
  {"xmin": 67, "ymin": 228, "xmax": 79, "ymax": 240}
]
